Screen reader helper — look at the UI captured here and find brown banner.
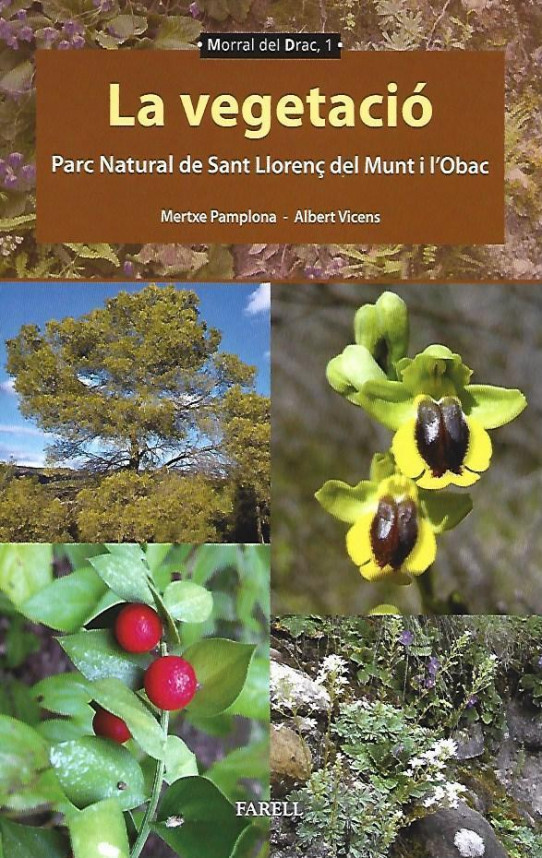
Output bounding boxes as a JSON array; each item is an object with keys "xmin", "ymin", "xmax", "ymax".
[{"xmin": 36, "ymin": 50, "xmax": 504, "ymax": 245}]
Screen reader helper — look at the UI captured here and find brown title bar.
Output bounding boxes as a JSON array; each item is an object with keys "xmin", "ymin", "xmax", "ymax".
[{"xmin": 36, "ymin": 50, "xmax": 505, "ymax": 245}]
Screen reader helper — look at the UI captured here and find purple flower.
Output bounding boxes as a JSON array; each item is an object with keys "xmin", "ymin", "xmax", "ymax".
[
  {"xmin": 123, "ymin": 260, "xmax": 135, "ymax": 276},
  {"xmin": 6, "ymin": 152, "xmax": 24, "ymax": 169},
  {"xmin": 18, "ymin": 26, "xmax": 34, "ymax": 42},
  {"xmin": 57, "ymin": 39, "xmax": 71, "ymax": 49},
  {"xmin": 304, "ymin": 265, "xmax": 323, "ymax": 278},
  {"xmin": 466, "ymin": 695, "xmax": 479, "ymax": 709},
  {"xmin": 537, "ymin": 655, "xmax": 542, "ymax": 668},
  {"xmin": 41, "ymin": 27, "xmax": 58, "ymax": 43},
  {"xmin": 399, "ymin": 629, "xmax": 414, "ymax": 646},
  {"xmin": 20, "ymin": 164, "xmax": 36, "ymax": 184},
  {"xmin": 71, "ymin": 34, "xmax": 85, "ymax": 48},
  {"xmin": 189, "ymin": 2, "xmax": 201, "ymax": 17},
  {"xmin": 15, "ymin": 8, "xmax": 26, "ymax": 19},
  {"xmin": 94, "ymin": 0, "xmax": 114, "ymax": 9},
  {"xmin": 427, "ymin": 656, "xmax": 440, "ymax": 676},
  {"xmin": 424, "ymin": 677, "xmax": 436, "ymax": 689},
  {"xmin": 63, "ymin": 19, "xmax": 83, "ymax": 37}
]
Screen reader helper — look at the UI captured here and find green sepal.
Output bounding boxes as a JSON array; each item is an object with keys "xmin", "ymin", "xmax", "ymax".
[
  {"xmin": 326, "ymin": 344, "xmax": 386, "ymax": 400},
  {"xmin": 315, "ymin": 480, "xmax": 377, "ymax": 524},
  {"xmin": 357, "ymin": 379, "xmax": 415, "ymax": 430},
  {"xmin": 461, "ymin": 384, "xmax": 527, "ymax": 429},
  {"xmin": 354, "ymin": 292, "xmax": 409, "ymax": 377},
  {"xmin": 369, "ymin": 451, "xmax": 396, "ymax": 483},
  {"xmin": 397, "ymin": 345, "xmax": 473, "ymax": 398},
  {"xmin": 419, "ymin": 491, "xmax": 473, "ymax": 534}
]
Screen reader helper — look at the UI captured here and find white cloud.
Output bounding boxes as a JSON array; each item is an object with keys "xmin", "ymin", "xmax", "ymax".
[
  {"xmin": 0, "ymin": 379, "xmax": 16, "ymax": 396},
  {"xmin": 0, "ymin": 424, "xmax": 49, "ymax": 438},
  {"xmin": 245, "ymin": 283, "xmax": 271, "ymax": 317}
]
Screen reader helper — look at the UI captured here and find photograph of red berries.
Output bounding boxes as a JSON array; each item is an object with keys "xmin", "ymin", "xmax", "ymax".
[
  {"xmin": 272, "ymin": 282, "xmax": 541, "ymax": 616},
  {"xmin": 0, "ymin": 282, "xmax": 270, "ymax": 543},
  {"xmin": 0, "ymin": 542, "xmax": 270, "ymax": 858}
]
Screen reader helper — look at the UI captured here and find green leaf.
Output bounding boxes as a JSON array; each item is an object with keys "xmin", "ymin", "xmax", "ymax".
[
  {"xmin": 0, "ymin": 679, "xmax": 40, "ymax": 725},
  {"xmin": 62, "ymin": 544, "xmax": 107, "ymax": 568},
  {"xmin": 224, "ymin": 656, "xmax": 269, "ymax": 721},
  {"xmin": 154, "ymin": 16, "xmax": 202, "ymax": 49},
  {"xmin": 315, "ymin": 479, "xmax": 377, "ymax": 524},
  {"xmin": 90, "ymin": 678, "xmax": 165, "ymax": 760},
  {"xmin": 59, "ymin": 629, "xmax": 148, "ymax": 689},
  {"xmin": 0, "ymin": 61, "xmax": 33, "ymax": 96},
  {"xmin": 163, "ymin": 581, "xmax": 213, "ymax": 623},
  {"xmin": 37, "ymin": 719, "xmax": 91, "ymax": 743},
  {"xmin": 230, "ymin": 824, "xmax": 266, "ymax": 858},
  {"xmin": 0, "ymin": 214, "xmax": 35, "ymax": 233},
  {"xmin": 326, "ymin": 345, "xmax": 386, "ymax": 398},
  {"xmin": 357, "ymin": 379, "xmax": 415, "ymax": 429},
  {"xmin": 183, "ymin": 639, "xmax": 256, "ymax": 717},
  {"xmin": 50, "ymin": 738, "xmax": 146, "ymax": 810},
  {"xmin": 420, "ymin": 491, "xmax": 473, "ymax": 534},
  {"xmin": 107, "ymin": 14, "xmax": 147, "ymax": 40},
  {"xmin": 0, "ymin": 715, "xmax": 63, "ymax": 812},
  {"xmin": 164, "ymin": 735, "xmax": 198, "ymax": 785},
  {"xmin": 90, "ymin": 553, "xmax": 154, "ymax": 605},
  {"xmin": 21, "ymin": 567, "xmax": 108, "ymax": 632},
  {"xmin": 65, "ymin": 243, "xmax": 120, "ymax": 265},
  {"xmin": 206, "ymin": 741, "xmax": 269, "ymax": 801},
  {"xmin": 32, "ymin": 673, "xmax": 92, "ymax": 718},
  {"xmin": 0, "ymin": 544, "xmax": 53, "ymax": 607},
  {"xmin": 154, "ymin": 776, "xmax": 246, "ymax": 858},
  {"xmin": 0, "ymin": 819, "xmax": 67, "ymax": 858},
  {"xmin": 68, "ymin": 798, "xmax": 130, "ymax": 858},
  {"xmin": 462, "ymin": 384, "xmax": 527, "ymax": 429}
]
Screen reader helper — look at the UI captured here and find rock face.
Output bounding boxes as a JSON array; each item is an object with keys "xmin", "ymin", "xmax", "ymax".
[
  {"xmin": 270, "ymin": 661, "xmax": 330, "ymax": 714},
  {"xmin": 409, "ymin": 802, "xmax": 509, "ymax": 858},
  {"xmin": 454, "ymin": 724, "xmax": 485, "ymax": 760},
  {"xmin": 505, "ymin": 699, "xmax": 542, "ymax": 750},
  {"xmin": 270, "ymin": 724, "xmax": 312, "ymax": 788}
]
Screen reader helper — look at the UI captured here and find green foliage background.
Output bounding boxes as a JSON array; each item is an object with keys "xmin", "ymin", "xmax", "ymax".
[{"xmin": 0, "ymin": 0, "xmax": 541, "ymax": 280}]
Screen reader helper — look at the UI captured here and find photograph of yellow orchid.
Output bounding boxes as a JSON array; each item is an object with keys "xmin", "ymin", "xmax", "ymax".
[{"xmin": 272, "ymin": 283, "xmax": 538, "ymax": 616}]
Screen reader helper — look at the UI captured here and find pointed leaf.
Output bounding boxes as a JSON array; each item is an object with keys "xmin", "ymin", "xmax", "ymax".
[
  {"xmin": 50, "ymin": 738, "xmax": 145, "ymax": 810},
  {"xmin": 163, "ymin": 581, "xmax": 213, "ymax": 623},
  {"xmin": 315, "ymin": 479, "xmax": 377, "ymax": 524},
  {"xmin": 154, "ymin": 776, "xmax": 245, "ymax": 858},
  {"xmin": 21, "ymin": 568, "xmax": 108, "ymax": 632},
  {"xmin": 420, "ymin": 491, "xmax": 473, "ymax": 534},
  {"xmin": 33, "ymin": 673, "xmax": 92, "ymax": 718},
  {"xmin": 0, "ymin": 819, "xmax": 67, "ymax": 858},
  {"xmin": 164, "ymin": 736, "xmax": 198, "ymax": 785},
  {"xmin": 90, "ymin": 678, "xmax": 165, "ymax": 760},
  {"xmin": 0, "ymin": 545, "xmax": 53, "ymax": 607},
  {"xmin": 462, "ymin": 384, "xmax": 527, "ymax": 429},
  {"xmin": 68, "ymin": 798, "xmax": 130, "ymax": 858},
  {"xmin": 89, "ymin": 554, "xmax": 154, "ymax": 605},
  {"xmin": 59, "ymin": 629, "xmax": 148, "ymax": 688},
  {"xmin": 224, "ymin": 656, "xmax": 269, "ymax": 721},
  {"xmin": 183, "ymin": 639, "xmax": 256, "ymax": 717}
]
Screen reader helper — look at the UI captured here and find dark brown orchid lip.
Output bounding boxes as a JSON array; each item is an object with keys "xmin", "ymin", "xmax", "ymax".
[
  {"xmin": 414, "ymin": 397, "xmax": 469, "ymax": 478},
  {"xmin": 370, "ymin": 495, "xmax": 418, "ymax": 569}
]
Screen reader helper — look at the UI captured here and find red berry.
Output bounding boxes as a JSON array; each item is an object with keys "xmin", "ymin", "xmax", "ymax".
[
  {"xmin": 144, "ymin": 656, "xmax": 197, "ymax": 711},
  {"xmin": 92, "ymin": 706, "xmax": 132, "ymax": 744},
  {"xmin": 114, "ymin": 603, "xmax": 162, "ymax": 653}
]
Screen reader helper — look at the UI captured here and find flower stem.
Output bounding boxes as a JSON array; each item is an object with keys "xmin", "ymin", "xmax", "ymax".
[
  {"xmin": 416, "ymin": 566, "xmax": 436, "ymax": 613},
  {"xmin": 130, "ymin": 642, "xmax": 169, "ymax": 858},
  {"xmin": 130, "ymin": 708, "xmax": 169, "ymax": 858}
]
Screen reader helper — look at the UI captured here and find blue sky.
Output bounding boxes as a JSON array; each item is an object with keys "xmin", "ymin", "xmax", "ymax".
[{"xmin": 0, "ymin": 282, "xmax": 270, "ymax": 467}]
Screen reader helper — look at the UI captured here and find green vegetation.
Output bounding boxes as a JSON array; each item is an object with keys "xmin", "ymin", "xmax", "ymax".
[{"xmin": 0, "ymin": 285, "xmax": 270, "ymax": 542}]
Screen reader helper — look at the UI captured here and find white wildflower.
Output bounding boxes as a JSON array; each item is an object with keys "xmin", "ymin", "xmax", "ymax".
[{"xmin": 453, "ymin": 828, "xmax": 486, "ymax": 857}]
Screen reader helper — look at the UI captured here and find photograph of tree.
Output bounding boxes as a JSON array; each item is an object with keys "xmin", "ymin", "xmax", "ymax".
[
  {"xmin": 271, "ymin": 614, "xmax": 542, "ymax": 858},
  {"xmin": 0, "ymin": 282, "xmax": 270, "ymax": 542},
  {"xmin": 0, "ymin": 0, "xmax": 540, "ymax": 280},
  {"xmin": 272, "ymin": 282, "xmax": 541, "ymax": 615},
  {"xmin": 0, "ymin": 542, "xmax": 269, "ymax": 858}
]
